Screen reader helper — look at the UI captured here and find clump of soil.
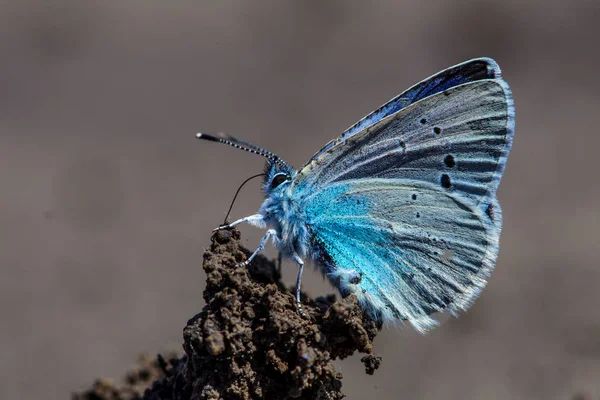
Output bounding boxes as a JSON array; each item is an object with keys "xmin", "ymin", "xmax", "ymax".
[
  {"xmin": 74, "ymin": 229, "xmax": 381, "ymax": 400},
  {"xmin": 72, "ymin": 352, "xmax": 182, "ymax": 400}
]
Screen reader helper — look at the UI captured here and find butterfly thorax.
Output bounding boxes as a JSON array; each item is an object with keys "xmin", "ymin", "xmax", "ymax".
[{"xmin": 259, "ymin": 176, "xmax": 310, "ymax": 258}]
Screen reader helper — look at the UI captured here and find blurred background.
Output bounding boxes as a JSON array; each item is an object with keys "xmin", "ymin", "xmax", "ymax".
[{"xmin": 1, "ymin": 0, "xmax": 599, "ymax": 399}]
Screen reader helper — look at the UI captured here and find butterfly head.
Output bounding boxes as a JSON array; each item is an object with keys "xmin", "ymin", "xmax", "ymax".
[{"xmin": 262, "ymin": 158, "xmax": 296, "ymax": 195}]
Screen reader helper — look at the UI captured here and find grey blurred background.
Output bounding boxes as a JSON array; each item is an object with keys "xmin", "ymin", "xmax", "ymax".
[{"xmin": 1, "ymin": 0, "xmax": 599, "ymax": 399}]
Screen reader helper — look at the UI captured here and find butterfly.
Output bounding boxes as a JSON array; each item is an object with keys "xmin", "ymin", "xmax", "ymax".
[{"xmin": 197, "ymin": 58, "xmax": 514, "ymax": 333}]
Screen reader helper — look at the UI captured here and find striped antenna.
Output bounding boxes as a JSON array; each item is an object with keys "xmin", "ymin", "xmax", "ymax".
[{"xmin": 196, "ymin": 132, "xmax": 288, "ymax": 168}]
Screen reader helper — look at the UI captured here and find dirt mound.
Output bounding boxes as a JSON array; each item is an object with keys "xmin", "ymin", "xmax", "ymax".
[{"xmin": 74, "ymin": 229, "xmax": 381, "ymax": 400}]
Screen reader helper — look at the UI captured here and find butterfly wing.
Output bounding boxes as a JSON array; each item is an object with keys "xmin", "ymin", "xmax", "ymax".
[
  {"xmin": 310, "ymin": 58, "xmax": 503, "ymax": 160},
  {"xmin": 305, "ymin": 179, "xmax": 499, "ymax": 332},
  {"xmin": 296, "ymin": 77, "xmax": 513, "ymax": 212},
  {"xmin": 294, "ymin": 63, "xmax": 513, "ymax": 332}
]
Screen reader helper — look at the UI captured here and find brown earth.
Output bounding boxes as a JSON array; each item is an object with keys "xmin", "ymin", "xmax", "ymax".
[{"xmin": 73, "ymin": 229, "xmax": 380, "ymax": 399}]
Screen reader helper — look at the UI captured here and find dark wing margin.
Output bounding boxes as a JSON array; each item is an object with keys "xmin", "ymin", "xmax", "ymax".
[{"xmin": 310, "ymin": 58, "xmax": 503, "ymax": 161}]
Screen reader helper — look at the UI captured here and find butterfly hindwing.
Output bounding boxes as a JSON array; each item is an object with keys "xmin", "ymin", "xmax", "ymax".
[{"xmin": 305, "ymin": 179, "xmax": 499, "ymax": 332}]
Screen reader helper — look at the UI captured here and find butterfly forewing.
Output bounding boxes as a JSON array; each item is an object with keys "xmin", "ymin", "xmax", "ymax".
[
  {"xmin": 296, "ymin": 79, "xmax": 513, "ymax": 210},
  {"xmin": 310, "ymin": 58, "xmax": 504, "ymax": 161}
]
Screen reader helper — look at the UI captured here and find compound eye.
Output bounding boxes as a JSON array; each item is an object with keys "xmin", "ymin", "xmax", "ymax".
[{"xmin": 271, "ymin": 173, "xmax": 288, "ymax": 188}]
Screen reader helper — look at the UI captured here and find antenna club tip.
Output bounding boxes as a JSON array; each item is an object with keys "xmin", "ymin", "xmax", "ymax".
[{"xmin": 196, "ymin": 132, "xmax": 220, "ymax": 143}]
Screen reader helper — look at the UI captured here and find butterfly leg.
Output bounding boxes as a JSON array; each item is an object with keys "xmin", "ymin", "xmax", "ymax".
[
  {"xmin": 213, "ymin": 213, "xmax": 265, "ymax": 231},
  {"xmin": 237, "ymin": 229, "xmax": 278, "ymax": 267},
  {"xmin": 292, "ymin": 252, "xmax": 307, "ymax": 317}
]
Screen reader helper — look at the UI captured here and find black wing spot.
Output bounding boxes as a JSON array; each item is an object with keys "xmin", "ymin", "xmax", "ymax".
[
  {"xmin": 433, "ymin": 127, "xmax": 442, "ymax": 134},
  {"xmin": 412, "ymin": 193, "xmax": 417, "ymax": 200},
  {"xmin": 420, "ymin": 118, "xmax": 427, "ymax": 125},
  {"xmin": 486, "ymin": 202, "xmax": 496, "ymax": 222},
  {"xmin": 399, "ymin": 139, "xmax": 406, "ymax": 151},
  {"xmin": 444, "ymin": 154, "xmax": 455, "ymax": 168},
  {"xmin": 441, "ymin": 174, "xmax": 451, "ymax": 188},
  {"xmin": 349, "ymin": 273, "xmax": 362, "ymax": 285}
]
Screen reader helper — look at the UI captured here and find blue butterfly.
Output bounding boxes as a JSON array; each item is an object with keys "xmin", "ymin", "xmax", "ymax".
[{"xmin": 197, "ymin": 58, "xmax": 514, "ymax": 332}]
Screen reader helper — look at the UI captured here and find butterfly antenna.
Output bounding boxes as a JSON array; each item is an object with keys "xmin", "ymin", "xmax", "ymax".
[
  {"xmin": 223, "ymin": 173, "xmax": 266, "ymax": 224},
  {"xmin": 196, "ymin": 132, "xmax": 288, "ymax": 168}
]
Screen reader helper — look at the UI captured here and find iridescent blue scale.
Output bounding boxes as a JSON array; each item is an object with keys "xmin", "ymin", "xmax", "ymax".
[{"xmin": 197, "ymin": 58, "xmax": 514, "ymax": 332}]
